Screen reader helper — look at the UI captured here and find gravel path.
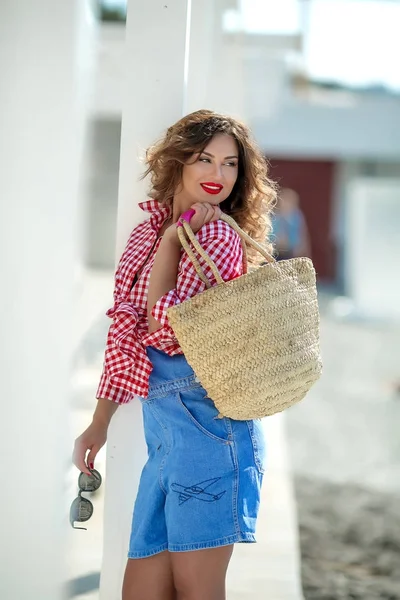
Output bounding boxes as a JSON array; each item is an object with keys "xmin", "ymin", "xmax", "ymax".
[
  {"xmin": 287, "ymin": 294, "xmax": 400, "ymax": 599},
  {"xmin": 296, "ymin": 477, "xmax": 400, "ymax": 599}
]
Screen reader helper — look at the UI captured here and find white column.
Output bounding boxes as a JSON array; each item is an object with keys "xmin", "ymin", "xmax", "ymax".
[
  {"xmin": 346, "ymin": 178, "xmax": 400, "ymax": 320},
  {"xmin": 186, "ymin": 0, "xmax": 216, "ymax": 113},
  {"xmin": 0, "ymin": 2, "xmax": 86, "ymax": 599},
  {"xmin": 115, "ymin": 0, "xmax": 192, "ymax": 253},
  {"xmin": 188, "ymin": 0, "xmax": 246, "ymax": 118},
  {"xmin": 100, "ymin": 2, "xmax": 191, "ymax": 598}
]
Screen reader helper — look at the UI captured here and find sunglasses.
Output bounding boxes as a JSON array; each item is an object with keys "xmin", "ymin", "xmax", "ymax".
[{"xmin": 70, "ymin": 469, "xmax": 102, "ymax": 530}]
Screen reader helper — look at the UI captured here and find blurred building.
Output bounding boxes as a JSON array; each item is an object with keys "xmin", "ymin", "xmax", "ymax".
[{"xmin": 84, "ymin": 0, "xmax": 400, "ymax": 317}]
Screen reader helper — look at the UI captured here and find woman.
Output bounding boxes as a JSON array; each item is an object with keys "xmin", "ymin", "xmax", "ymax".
[{"xmin": 73, "ymin": 109, "xmax": 277, "ymax": 600}]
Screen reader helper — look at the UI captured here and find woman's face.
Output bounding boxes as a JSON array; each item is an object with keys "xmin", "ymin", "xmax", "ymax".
[{"xmin": 179, "ymin": 133, "xmax": 239, "ymax": 206}]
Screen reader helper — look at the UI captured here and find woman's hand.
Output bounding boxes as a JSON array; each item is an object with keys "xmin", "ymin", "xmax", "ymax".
[
  {"xmin": 184, "ymin": 202, "xmax": 222, "ymax": 234},
  {"xmin": 163, "ymin": 202, "xmax": 222, "ymax": 246},
  {"xmin": 72, "ymin": 420, "xmax": 108, "ymax": 475},
  {"xmin": 163, "ymin": 202, "xmax": 222, "ymax": 247}
]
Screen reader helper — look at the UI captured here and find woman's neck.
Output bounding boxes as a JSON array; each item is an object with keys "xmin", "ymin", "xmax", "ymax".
[{"xmin": 171, "ymin": 191, "xmax": 194, "ymax": 224}]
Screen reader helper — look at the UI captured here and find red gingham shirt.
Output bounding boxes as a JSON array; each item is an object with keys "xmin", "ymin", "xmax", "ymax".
[{"xmin": 96, "ymin": 199, "xmax": 244, "ymax": 403}]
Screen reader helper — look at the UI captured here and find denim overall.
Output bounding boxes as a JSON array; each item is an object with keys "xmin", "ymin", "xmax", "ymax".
[{"xmin": 128, "ymin": 346, "xmax": 266, "ymax": 558}]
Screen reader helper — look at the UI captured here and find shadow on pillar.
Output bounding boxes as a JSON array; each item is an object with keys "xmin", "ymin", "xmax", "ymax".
[
  {"xmin": 83, "ymin": 119, "xmax": 122, "ymax": 269},
  {"xmin": 66, "ymin": 572, "xmax": 100, "ymax": 597}
]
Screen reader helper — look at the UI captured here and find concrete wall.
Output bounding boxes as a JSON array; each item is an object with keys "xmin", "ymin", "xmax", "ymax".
[
  {"xmin": 89, "ymin": 25, "xmax": 125, "ymax": 117},
  {"xmin": 333, "ymin": 161, "xmax": 400, "ymax": 292},
  {"xmin": 89, "ymin": 26, "xmax": 400, "ymax": 161},
  {"xmin": 345, "ymin": 177, "xmax": 400, "ymax": 320},
  {"xmin": 252, "ymin": 91, "xmax": 400, "ymax": 161},
  {"xmin": 84, "ymin": 119, "xmax": 121, "ymax": 268},
  {"xmin": 0, "ymin": 2, "xmax": 89, "ymax": 597}
]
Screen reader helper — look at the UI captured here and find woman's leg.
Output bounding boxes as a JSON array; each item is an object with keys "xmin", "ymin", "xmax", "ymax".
[
  {"xmin": 171, "ymin": 545, "xmax": 234, "ymax": 600},
  {"xmin": 122, "ymin": 551, "xmax": 176, "ymax": 600}
]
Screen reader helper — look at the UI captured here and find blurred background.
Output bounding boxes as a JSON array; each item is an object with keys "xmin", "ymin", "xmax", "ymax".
[{"xmin": 1, "ymin": 1, "xmax": 399, "ymax": 599}]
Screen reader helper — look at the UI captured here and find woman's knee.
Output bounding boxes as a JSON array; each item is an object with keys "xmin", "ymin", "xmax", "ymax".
[
  {"xmin": 174, "ymin": 580, "xmax": 225, "ymax": 600},
  {"xmin": 122, "ymin": 552, "xmax": 175, "ymax": 600},
  {"xmin": 172, "ymin": 545, "xmax": 233, "ymax": 600}
]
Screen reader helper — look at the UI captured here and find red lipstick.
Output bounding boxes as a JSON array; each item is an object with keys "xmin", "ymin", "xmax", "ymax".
[{"xmin": 200, "ymin": 182, "xmax": 224, "ymax": 195}]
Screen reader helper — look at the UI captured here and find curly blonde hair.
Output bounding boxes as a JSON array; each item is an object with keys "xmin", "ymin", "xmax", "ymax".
[{"xmin": 142, "ymin": 109, "xmax": 277, "ymax": 262}]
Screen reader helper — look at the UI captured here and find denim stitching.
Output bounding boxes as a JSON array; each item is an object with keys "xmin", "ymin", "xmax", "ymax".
[
  {"xmin": 147, "ymin": 401, "xmax": 169, "ymax": 437},
  {"xmin": 158, "ymin": 452, "xmax": 169, "ymax": 495},
  {"xmin": 228, "ymin": 421, "xmax": 241, "ymax": 537},
  {"xmin": 146, "ymin": 402, "xmax": 170, "ymax": 494},
  {"xmin": 128, "ymin": 542, "xmax": 168, "ymax": 559},
  {"xmin": 246, "ymin": 420, "xmax": 265, "ymax": 474},
  {"xmin": 168, "ymin": 533, "xmax": 256, "ymax": 553},
  {"xmin": 176, "ymin": 391, "xmax": 231, "ymax": 444},
  {"xmin": 145, "ymin": 375, "xmax": 201, "ymax": 401}
]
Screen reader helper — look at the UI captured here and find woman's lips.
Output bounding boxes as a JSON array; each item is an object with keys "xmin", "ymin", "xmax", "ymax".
[{"xmin": 200, "ymin": 183, "xmax": 223, "ymax": 195}]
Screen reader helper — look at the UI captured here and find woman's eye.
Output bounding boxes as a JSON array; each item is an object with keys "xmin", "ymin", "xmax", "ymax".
[
  {"xmin": 199, "ymin": 157, "xmax": 211, "ymax": 163},
  {"xmin": 226, "ymin": 162, "xmax": 238, "ymax": 167}
]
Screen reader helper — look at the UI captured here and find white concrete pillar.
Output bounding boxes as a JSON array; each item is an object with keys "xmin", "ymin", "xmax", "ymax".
[
  {"xmin": 186, "ymin": 0, "xmax": 216, "ymax": 112},
  {"xmin": 0, "ymin": 2, "xmax": 86, "ymax": 598},
  {"xmin": 346, "ymin": 178, "xmax": 400, "ymax": 320},
  {"xmin": 186, "ymin": 0, "xmax": 245, "ymax": 118},
  {"xmin": 115, "ymin": 0, "xmax": 192, "ymax": 253},
  {"xmin": 197, "ymin": 1, "xmax": 246, "ymax": 119},
  {"xmin": 100, "ymin": 2, "xmax": 191, "ymax": 598}
]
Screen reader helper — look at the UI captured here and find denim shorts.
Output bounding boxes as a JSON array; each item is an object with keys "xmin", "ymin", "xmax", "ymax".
[{"xmin": 127, "ymin": 347, "xmax": 266, "ymax": 558}]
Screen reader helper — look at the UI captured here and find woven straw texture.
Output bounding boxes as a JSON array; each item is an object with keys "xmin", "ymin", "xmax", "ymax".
[{"xmin": 167, "ymin": 215, "xmax": 322, "ymax": 420}]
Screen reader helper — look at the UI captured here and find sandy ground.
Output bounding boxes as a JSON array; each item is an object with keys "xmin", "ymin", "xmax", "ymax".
[
  {"xmin": 296, "ymin": 477, "xmax": 400, "ymax": 599},
  {"xmin": 286, "ymin": 292, "xmax": 400, "ymax": 599}
]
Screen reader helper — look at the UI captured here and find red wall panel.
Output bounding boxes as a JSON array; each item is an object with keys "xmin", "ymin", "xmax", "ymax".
[{"xmin": 268, "ymin": 158, "xmax": 336, "ymax": 282}]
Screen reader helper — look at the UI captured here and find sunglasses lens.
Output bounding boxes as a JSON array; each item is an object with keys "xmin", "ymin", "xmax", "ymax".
[
  {"xmin": 70, "ymin": 496, "xmax": 93, "ymax": 524},
  {"xmin": 78, "ymin": 469, "xmax": 102, "ymax": 492}
]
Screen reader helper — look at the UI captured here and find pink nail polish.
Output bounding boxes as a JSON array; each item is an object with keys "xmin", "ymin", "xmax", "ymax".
[
  {"xmin": 177, "ymin": 209, "xmax": 196, "ymax": 228},
  {"xmin": 89, "ymin": 462, "xmax": 94, "ymax": 470}
]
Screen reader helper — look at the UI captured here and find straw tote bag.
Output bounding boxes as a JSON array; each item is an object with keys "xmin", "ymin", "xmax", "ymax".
[{"xmin": 167, "ymin": 211, "xmax": 322, "ymax": 420}]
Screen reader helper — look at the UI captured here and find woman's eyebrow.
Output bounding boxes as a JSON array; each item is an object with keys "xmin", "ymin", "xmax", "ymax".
[{"xmin": 201, "ymin": 151, "xmax": 239, "ymax": 160}]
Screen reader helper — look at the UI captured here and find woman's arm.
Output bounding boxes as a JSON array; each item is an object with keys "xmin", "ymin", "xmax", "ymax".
[
  {"xmin": 147, "ymin": 227, "xmax": 181, "ymax": 334},
  {"xmin": 93, "ymin": 396, "xmax": 119, "ymax": 427},
  {"xmin": 73, "ymin": 398, "xmax": 118, "ymax": 475}
]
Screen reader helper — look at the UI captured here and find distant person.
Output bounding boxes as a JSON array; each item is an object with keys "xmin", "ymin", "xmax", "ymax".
[{"xmin": 271, "ymin": 188, "xmax": 311, "ymax": 260}]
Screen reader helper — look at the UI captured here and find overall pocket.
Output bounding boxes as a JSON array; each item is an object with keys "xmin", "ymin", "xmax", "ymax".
[
  {"xmin": 246, "ymin": 419, "xmax": 267, "ymax": 473},
  {"xmin": 177, "ymin": 388, "xmax": 231, "ymax": 444}
]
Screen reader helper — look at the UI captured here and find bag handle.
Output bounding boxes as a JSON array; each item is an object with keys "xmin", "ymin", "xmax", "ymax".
[
  {"xmin": 177, "ymin": 224, "xmax": 214, "ymax": 288},
  {"xmin": 176, "ymin": 210, "xmax": 275, "ymax": 289}
]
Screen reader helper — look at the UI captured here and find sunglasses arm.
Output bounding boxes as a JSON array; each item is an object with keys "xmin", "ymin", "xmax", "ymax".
[{"xmin": 71, "ymin": 523, "xmax": 88, "ymax": 530}]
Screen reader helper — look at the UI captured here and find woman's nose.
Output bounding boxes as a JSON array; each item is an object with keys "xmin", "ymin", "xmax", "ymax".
[{"xmin": 210, "ymin": 163, "xmax": 223, "ymax": 180}]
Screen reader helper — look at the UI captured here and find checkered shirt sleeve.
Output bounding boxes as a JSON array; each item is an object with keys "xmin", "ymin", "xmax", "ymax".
[{"xmin": 151, "ymin": 220, "xmax": 243, "ymax": 326}]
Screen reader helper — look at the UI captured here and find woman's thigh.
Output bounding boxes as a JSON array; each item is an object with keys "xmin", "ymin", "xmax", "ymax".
[
  {"xmin": 122, "ymin": 551, "xmax": 176, "ymax": 600},
  {"xmin": 171, "ymin": 545, "xmax": 234, "ymax": 600}
]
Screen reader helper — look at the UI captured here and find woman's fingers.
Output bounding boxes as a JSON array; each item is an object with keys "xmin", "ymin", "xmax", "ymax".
[
  {"xmin": 190, "ymin": 203, "xmax": 208, "ymax": 231},
  {"xmin": 86, "ymin": 447, "xmax": 99, "ymax": 472},
  {"xmin": 72, "ymin": 422, "xmax": 107, "ymax": 474},
  {"xmin": 211, "ymin": 205, "xmax": 222, "ymax": 221},
  {"xmin": 189, "ymin": 202, "xmax": 222, "ymax": 232},
  {"xmin": 73, "ymin": 438, "xmax": 92, "ymax": 475},
  {"xmin": 197, "ymin": 202, "xmax": 219, "ymax": 222},
  {"xmin": 204, "ymin": 204, "xmax": 221, "ymax": 224}
]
